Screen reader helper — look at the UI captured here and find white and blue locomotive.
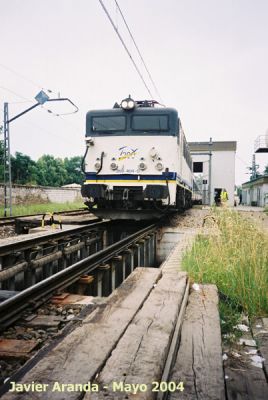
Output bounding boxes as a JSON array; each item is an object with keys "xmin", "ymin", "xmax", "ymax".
[{"xmin": 81, "ymin": 97, "xmax": 193, "ymax": 220}]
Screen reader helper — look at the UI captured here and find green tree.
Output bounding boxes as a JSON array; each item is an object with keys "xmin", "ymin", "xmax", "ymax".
[
  {"xmin": 63, "ymin": 156, "xmax": 83, "ymax": 184},
  {"xmin": 11, "ymin": 152, "xmax": 37, "ymax": 184},
  {"xmin": 264, "ymin": 164, "xmax": 268, "ymax": 175},
  {"xmin": 35, "ymin": 155, "xmax": 68, "ymax": 187},
  {"xmin": 0, "ymin": 143, "xmax": 84, "ymax": 186}
]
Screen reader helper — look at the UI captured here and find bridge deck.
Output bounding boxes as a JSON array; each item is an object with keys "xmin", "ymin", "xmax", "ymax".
[{"xmin": 1, "ymin": 231, "xmax": 229, "ymax": 400}]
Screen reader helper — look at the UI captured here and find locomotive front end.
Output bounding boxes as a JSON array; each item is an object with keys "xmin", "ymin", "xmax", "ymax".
[{"xmin": 81, "ymin": 98, "xmax": 181, "ymax": 220}]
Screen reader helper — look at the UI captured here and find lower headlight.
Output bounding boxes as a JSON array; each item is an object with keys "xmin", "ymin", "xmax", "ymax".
[
  {"xmin": 110, "ymin": 162, "xmax": 118, "ymax": 170},
  {"xmin": 139, "ymin": 162, "xmax": 147, "ymax": 171},
  {"xmin": 155, "ymin": 162, "xmax": 164, "ymax": 171},
  {"xmin": 94, "ymin": 162, "xmax": 101, "ymax": 170}
]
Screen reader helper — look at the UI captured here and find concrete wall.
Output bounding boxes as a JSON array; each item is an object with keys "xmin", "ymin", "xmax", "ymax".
[
  {"xmin": 0, "ymin": 184, "xmax": 83, "ymax": 206},
  {"xmin": 211, "ymin": 150, "xmax": 235, "ymax": 206},
  {"xmin": 192, "ymin": 150, "xmax": 236, "ymax": 206}
]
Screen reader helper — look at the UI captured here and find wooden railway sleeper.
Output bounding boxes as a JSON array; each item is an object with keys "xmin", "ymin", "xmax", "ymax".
[
  {"xmin": 63, "ymin": 242, "xmax": 85, "ymax": 255},
  {"xmin": 30, "ymin": 251, "xmax": 63, "ymax": 269},
  {"xmin": 0, "ymin": 238, "xmax": 102, "ymax": 285},
  {"xmin": 0, "ymin": 262, "xmax": 28, "ymax": 282},
  {"xmin": 85, "ymin": 236, "xmax": 100, "ymax": 246}
]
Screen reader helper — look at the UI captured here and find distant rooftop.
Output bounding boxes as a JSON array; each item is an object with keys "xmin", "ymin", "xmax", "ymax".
[
  {"xmin": 188, "ymin": 141, "xmax": 237, "ymax": 152},
  {"xmin": 242, "ymin": 175, "xmax": 268, "ymax": 188}
]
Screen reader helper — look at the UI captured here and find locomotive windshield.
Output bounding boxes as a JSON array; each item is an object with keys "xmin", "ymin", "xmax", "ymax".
[
  {"xmin": 92, "ymin": 116, "xmax": 126, "ymax": 132},
  {"xmin": 131, "ymin": 115, "xmax": 168, "ymax": 131},
  {"xmin": 86, "ymin": 107, "xmax": 178, "ymax": 136}
]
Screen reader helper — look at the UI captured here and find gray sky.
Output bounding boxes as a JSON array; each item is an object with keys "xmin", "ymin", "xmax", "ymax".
[{"xmin": 1, "ymin": 0, "xmax": 267, "ymax": 184}]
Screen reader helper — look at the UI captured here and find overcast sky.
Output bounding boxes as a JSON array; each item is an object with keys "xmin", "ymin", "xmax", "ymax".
[{"xmin": 1, "ymin": 0, "xmax": 267, "ymax": 184}]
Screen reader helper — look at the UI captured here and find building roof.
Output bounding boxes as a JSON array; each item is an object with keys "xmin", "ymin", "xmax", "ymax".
[
  {"xmin": 188, "ymin": 141, "xmax": 237, "ymax": 152},
  {"xmin": 242, "ymin": 175, "xmax": 268, "ymax": 188}
]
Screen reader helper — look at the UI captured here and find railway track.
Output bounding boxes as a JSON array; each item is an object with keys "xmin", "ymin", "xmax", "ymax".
[
  {"xmin": 1, "ymin": 209, "xmax": 267, "ymax": 400},
  {"xmin": 0, "ymin": 219, "xmax": 158, "ymax": 388},
  {"xmin": 0, "ymin": 223, "xmax": 157, "ymax": 330},
  {"xmin": 0, "ymin": 208, "xmax": 90, "ymax": 229}
]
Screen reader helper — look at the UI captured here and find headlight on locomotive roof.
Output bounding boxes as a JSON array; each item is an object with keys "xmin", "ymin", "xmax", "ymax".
[
  {"xmin": 128, "ymin": 99, "xmax": 135, "ymax": 108},
  {"xmin": 110, "ymin": 162, "xmax": 118, "ymax": 170},
  {"xmin": 155, "ymin": 162, "xmax": 164, "ymax": 171},
  {"xmin": 139, "ymin": 162, "xmax": 147, "ymax": 171},
  {"xmin": 121, "ymin": 96, "xmax": 135, "ymax": 110}
]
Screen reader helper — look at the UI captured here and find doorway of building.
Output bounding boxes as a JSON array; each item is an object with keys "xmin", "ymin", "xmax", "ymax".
[{"xmin": 214, "ymin": 188, "xmax": 222, "ymax": 206}]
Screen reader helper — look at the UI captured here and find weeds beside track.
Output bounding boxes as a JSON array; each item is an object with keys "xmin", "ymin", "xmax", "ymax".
[{"xmin": 182, "ymin": 209, "xmax": 268, "ymax": 318}]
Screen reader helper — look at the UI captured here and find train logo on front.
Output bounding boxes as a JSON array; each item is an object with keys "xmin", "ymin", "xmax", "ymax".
[{"xmin": 118, "ymin": 146, "xmax": 138, "ymax": 161}]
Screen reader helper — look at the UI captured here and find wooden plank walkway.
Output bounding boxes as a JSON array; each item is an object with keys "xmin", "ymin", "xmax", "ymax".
[
  {"xmin": 86, "ymin": 271, "xmax": 188, "ymax": 399},
  {"xmin": 224, "ymin": 317, "xmax": 268, "ymax": 400},
  {"xmin": 224, "ymin": 361, "xmax": 268, "ymax": 400},
  {"xmin": 159, "ymin": 229, "xmax": 196, "ymax": 274},
  {"xmin": 169, "ymin": 285, "xmax": 225, "ymax": 400},
  {"xmin": 252, "ymin": 317, "xmax": 268, "ymax": 376},
  {"xmin": 2, "ymin": 267, "xmax": 162, "ymax": 400}
]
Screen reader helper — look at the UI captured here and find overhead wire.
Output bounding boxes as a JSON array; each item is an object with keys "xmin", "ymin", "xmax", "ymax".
[
  {"xmin": 0, "ymin": 63, "xmax": 46, "ymax": 92},
  {"xmin": 0, "ymin": 63, "xmax": 59, "ymax": 104},
  {"xmin": 15, "ymin": 118, "xmax": 78, "ymax": 147},
  {"xmin": 0, "ymin": 86, "xmax": 32, "ymax": 102},
  {"xmin": 236, "ymin": 154, "xmax": 250, "ymax": 167},
  {"xmin": 0, "ymin": 104, "xmax": 78, "ymax": 147},
  {"xmin": 236, "ymin": 156, "xmax": 248, "ymax": 166},
  {"xmin": 114, "ymin": 0, "xmax": 164, "ymax": 103},
  {"xmin": 0, "ymin": 84, "xmax": 79, "ymax": 133},
  {"xmin": 0, "ymin": 85, "xmax": 81, "ymax": 144},
  {"xmin": 0, "ymin": 65, "xmax": 78, "ymax": 119},
  {"xmin": 98, "ymin": 0, "xmax": 154, "ymax": 100},
  {"xmin": 0, "ymin": 63, "xmax": 91, "ymax": 117}
]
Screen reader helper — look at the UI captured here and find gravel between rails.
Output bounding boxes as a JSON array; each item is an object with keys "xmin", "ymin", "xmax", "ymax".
[{"xmin": 0, "ymin": 226, "xmax": 16, "ymax": 240}]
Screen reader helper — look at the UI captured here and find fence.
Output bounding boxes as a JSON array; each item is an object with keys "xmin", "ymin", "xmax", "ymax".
[{"xmin": 0, "ymin": 184, "xmax": 82, "ymax": 206}]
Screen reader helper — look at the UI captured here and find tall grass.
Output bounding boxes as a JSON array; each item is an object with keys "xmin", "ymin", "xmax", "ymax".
[
  {"xmin": 182, "ymin": 209, "xmax": 268, "ymax": 317},
  {"xmin": 0, "ymin": 201, "xmax": 85, "ymax": 217}
]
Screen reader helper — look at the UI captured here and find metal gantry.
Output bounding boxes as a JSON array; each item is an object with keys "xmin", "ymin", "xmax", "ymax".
[
  {"xmin": 3, "ymin": 103, "xmax": 12, "ymax": 217},
  {"xmin": 2, "ymin": 92, "xmax": 79, "ymax": 216}
]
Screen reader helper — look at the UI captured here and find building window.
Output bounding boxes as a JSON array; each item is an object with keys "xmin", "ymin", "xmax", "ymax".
[{"xmin": 193, "ymin": 162, "xmax": 203, "ymax": 173}]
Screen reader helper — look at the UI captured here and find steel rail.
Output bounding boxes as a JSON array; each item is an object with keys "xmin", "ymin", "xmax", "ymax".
[
  {"xmin": 0, "ymin": 208, "xmax": 89, "ymax": 227},
  {"xmin": 0, "ymin": 220, "xmax": 107, "ymax": 256},
  {"xmin": 0, "ymin": 224, "xmax": 157, "ymax": 330},
  {"xmin": 0, "ymin": 219, "xmax": 14, "ymax": 227}
]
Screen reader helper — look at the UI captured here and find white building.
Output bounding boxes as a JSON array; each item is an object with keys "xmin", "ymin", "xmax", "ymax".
[
  {"xmin": 242, "ymin": 133, "xmax": 268, "ymax": 206},
  {"xmin": 242, "ymin": 176, "xmax": 268, "ymax": 207},
  {"xmin": 188, "ymin": 141, "xmax": 237, "ymax": 206}
]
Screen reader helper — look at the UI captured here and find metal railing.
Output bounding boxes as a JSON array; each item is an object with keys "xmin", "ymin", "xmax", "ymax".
[{"xmin": 254, "ymin": 134, "xmax": 268, "ymax": 153}]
